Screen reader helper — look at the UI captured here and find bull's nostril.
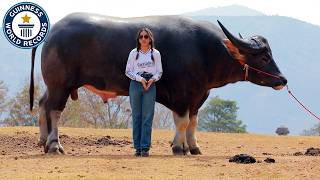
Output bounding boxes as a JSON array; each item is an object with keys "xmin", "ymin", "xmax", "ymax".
[{"xmin": 282, "ymin": 78, "xmax": 287, "ymax": 85}]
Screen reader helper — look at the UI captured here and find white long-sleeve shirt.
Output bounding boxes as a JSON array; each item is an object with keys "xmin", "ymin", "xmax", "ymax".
[{"xmin": 125, "ymin": 48, "xmax": 163, "ymax": 82}]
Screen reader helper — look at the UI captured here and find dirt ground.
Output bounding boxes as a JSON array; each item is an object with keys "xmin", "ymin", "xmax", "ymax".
[{"xmin": 1, "ymin": 127, "xmax": 320, "ymax": 179}]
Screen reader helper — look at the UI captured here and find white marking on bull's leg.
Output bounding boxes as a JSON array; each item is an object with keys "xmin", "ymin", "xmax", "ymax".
[
  {"xmin": 38, "ymin": 104, "xmax": 48, "ymax": 147},
  {"xmin": 186, "ymin": 115, "xmax": 198, "ymax": 148},
  {"xmin": 46, "ymin": 110, "xmax": 64, "ymax": 154},
  {"xmin": 172, "ymin": 110, "xmax": 189, "ymax": 155},
  {"xmin": 186, "ymin": 114, "xmax": 202, "ymax": 155}
]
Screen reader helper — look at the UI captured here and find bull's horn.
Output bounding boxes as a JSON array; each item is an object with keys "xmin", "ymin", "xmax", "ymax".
[
  {"xmin": 217, "ymin": 20, "xmax": 265, "ymax": 53},
  {"xmin": 239, "ymin": 33, "xmax": 243, "ymax": 39}
]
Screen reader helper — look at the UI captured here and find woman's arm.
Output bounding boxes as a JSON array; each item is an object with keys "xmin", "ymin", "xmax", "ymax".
[
  {"xmin": 125, "ymin": 50, "xmax": 144, "ymax": 82},
  {"xmin": 151, "ymin": 51, "xmax": 163, "ymax": 82}
]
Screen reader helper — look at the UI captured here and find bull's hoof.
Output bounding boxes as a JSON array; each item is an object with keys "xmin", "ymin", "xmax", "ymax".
[
  {"xmin": 44, "ymin": 140, "xmax": 65, "ymax": 154},
  {"xmin": 189, "ymin": 147, "xmax": 202, "ymax": 155},
  {"xmin": 172, "ymin": 145, "xmax": 189, "ymax": 155},
  {"xmin": 38, "ymin": 138, "xmax": 47, "ymax": 147}
]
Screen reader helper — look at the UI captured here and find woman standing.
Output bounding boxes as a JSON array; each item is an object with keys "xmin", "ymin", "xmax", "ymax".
[{"xmin": 125, "ymin": 28, "xmax": 163, "ymax": 157}]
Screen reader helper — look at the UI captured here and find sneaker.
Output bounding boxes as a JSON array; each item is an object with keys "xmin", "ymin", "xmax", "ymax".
[
  {"xmin": 134, "ymin": 149, "xmax": 141, "ymax": 157},
  {"xmin": 141, "ymin": 148, "xmax": 149, "ymax": 157}
]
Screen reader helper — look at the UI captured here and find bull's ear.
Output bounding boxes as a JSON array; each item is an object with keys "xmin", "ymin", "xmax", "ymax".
[{"xmin": 223, "ymin": 39, "xmax": 246, "ymax": 64}]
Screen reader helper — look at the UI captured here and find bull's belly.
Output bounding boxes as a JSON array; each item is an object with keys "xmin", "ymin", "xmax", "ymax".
[{"xmin": 83, "ymin": 85, "xmax": 117, "ymax": 102}]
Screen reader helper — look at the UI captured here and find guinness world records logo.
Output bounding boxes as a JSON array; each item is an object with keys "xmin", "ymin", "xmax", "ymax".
[{"xmin": 2, "ymin": 2, "xmax": 50, "ymax": 49}]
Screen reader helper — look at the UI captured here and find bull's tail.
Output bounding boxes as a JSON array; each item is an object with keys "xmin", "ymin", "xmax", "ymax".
[{"xmin": 30, "ymin": 46, "xmax": 38, "ymax": 111}]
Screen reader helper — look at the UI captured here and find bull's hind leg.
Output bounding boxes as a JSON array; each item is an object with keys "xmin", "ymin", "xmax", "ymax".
[
  {"xmin": 186, "ymin": 113, "xmax": 202, "ymax": 155},
  {"xmin": 38, "ymin": 91, "xmax": 48, "ymax": 147},
  {"xmin": 172, "ymin": 110, "xmax": 190, "ymax": 155},
  {"xmin": 44, "ymin": 88, "xmax": 69, "ymax": 154}
]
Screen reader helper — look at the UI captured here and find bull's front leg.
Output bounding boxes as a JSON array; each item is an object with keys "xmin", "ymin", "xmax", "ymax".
[
  {"xmin": 186, "ymin": 114, "xmax": 202, "ymax": 155},
  {"xmin": 45, "ymin": 110, "xmax": 65, "ymax": 154},
  {"xmin": 171, "ymin": 110, "xmax": 190, "ymax": 155}
]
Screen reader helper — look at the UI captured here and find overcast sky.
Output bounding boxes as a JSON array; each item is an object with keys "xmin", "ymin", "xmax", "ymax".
[{"xmin": 1, "ymin": 0, "xmax": 320, "ymax": 26}]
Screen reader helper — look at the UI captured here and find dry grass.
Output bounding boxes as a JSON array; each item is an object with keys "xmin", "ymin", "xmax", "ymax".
[{"xmin": 0, "ymin": 126, "xmax": 320, "ymax": 179}]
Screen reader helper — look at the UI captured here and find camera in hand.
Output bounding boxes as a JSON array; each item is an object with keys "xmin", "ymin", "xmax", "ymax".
[{"xmin": 139, "ymin": 71, "xmax": 153, "ymax": 81}]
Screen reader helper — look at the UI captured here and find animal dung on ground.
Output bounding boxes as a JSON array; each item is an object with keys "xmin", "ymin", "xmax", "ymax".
[
  {"xmin": 293, "ymin": 151, "xmax": 304, "ymax": 156},
  {"xmin": 229, "ymin": 154, "xmax": 277, "ymax": 164},
  {"xmin": 264, "ymin": 157, "xmax": 275, "ymax": 163},
  {"xmin": 229, "ymin": 154, "xmax": 256, "ymax": 164},
  {"xmin": 305, "ymin": 147, "xmax": 320, "ymax": 156}
]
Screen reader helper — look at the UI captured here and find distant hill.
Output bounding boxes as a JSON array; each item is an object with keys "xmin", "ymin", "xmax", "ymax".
[
  {"xmin": 183, "ymin": 5, "xmax": 265, "ymax": 16},
  {"xmin": 0, "ymin": 5, "xmax": 319, "ymax": 135}
]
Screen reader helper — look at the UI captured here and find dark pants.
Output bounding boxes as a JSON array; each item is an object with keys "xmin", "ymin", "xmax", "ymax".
[{"xmin": 129, "ymin": 80, "xmax": 156, "ymax": 150}]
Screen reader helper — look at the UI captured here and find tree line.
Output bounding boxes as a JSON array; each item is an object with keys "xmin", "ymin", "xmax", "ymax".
[
  {"xmin": 0, "ymin": 78, "xmax": 172, "ymax": 129},
  {"xmin": 0, "ymin": 78, "xmax": 251, "ymax": 133}
]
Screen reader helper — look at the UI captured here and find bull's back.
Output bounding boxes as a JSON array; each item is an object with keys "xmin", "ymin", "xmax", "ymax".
[
  {"xmin": 45, "ymin": 12, "xmax": 203, "ymax": 52},
  {"xmin": 42, "ymin": 13, "xmax": 203, "ymax": 78},
  {"xmin": 40, "ymin": 13, "xmax": 217, "ymax": 104}
]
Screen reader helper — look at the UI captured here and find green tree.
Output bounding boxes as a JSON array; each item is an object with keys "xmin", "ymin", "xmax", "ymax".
[{"xmin": 198, "ymin": 96, "xmax": 246, "ymax": 133}]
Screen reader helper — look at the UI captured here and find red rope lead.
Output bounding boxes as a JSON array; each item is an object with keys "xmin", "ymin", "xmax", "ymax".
[
  {"xmin": 286, "ymin": 85, "xmax": 320, "ymax": 121},
  {"xmin": 247, "ymin": 65, "xmax": 282, "ymax": 79},
  {"xmin": 241, "ymin": 63, "xmax": 320, "ymax": 121}
]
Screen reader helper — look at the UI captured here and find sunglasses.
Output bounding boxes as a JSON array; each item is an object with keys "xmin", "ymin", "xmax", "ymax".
[{"xmin": 139, "ymin": 35, "xmax": 149, "ymax": 39}]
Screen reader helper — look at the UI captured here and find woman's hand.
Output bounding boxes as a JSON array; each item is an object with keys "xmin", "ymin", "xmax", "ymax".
[
  {"xmin": 146, "ymin": 79, "xmax": 155, "ymax": 90},
  {"xmin": 141, "ymin": 78, "xmax": 148, "ymax": 90}
]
